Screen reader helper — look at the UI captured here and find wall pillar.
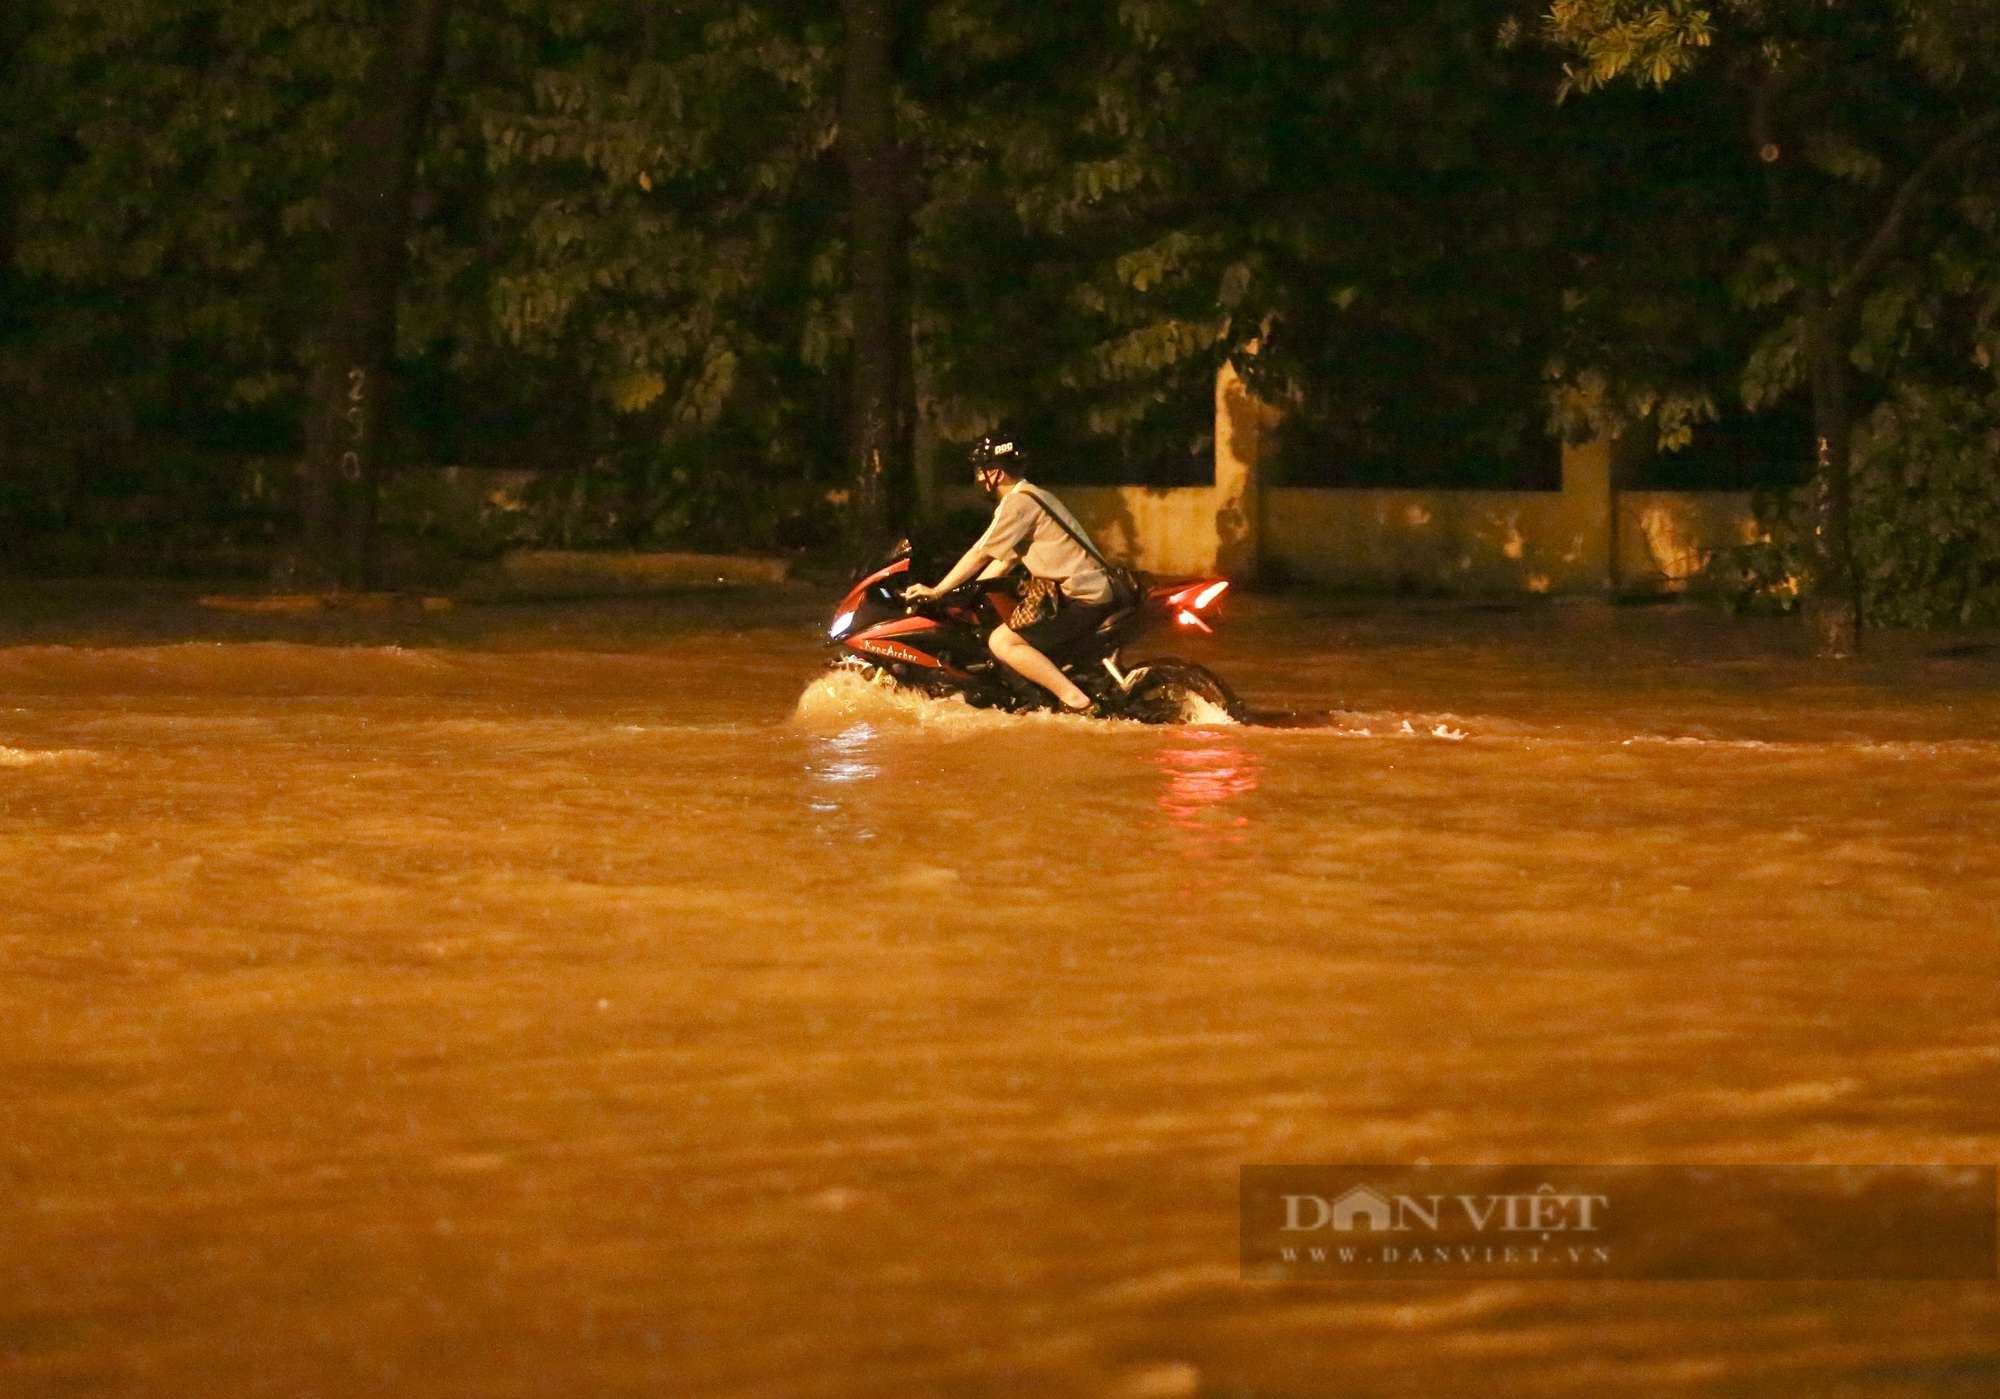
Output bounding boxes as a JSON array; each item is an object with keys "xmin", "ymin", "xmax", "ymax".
[
  {"xmin": 1557, "ymin": 436, "xmax": 1615, "ymax": 593},
  {"xmin": 1606, "ymin": 427, "xmax": 1650, "ymax": 592},
  {"xmin": 1215, "ymin": 360, "xmax": 1280, "ymax": 580}
]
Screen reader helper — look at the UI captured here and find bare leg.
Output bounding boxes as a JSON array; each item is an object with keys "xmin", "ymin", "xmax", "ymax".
[{"xmin": 990, "ymin": 625, "xmax": 1090, "ymax": 710}]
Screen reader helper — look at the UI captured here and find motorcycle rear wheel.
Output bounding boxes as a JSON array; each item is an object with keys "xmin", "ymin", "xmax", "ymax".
[{"xmin": 1118, "ymin": 659, "xmax": 1244, "ymax": 725}]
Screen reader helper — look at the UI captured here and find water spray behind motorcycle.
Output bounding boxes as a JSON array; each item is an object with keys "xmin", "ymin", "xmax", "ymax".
[{"xmin": 825, "ymin": 540, "xmax": 1244, "ymax": 724}]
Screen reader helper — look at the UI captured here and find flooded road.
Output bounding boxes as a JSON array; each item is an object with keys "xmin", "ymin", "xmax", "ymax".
[{"xmin": 2, "ymin": 583, "xmax": 1997, "ymax": 1397}]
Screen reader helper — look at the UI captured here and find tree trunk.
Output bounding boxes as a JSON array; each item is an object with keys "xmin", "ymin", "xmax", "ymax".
[
  {"xmin": 1799, "ymin": 298, "xmax": 1860, "ymax": 657},
  {"xmin": 1786, "ymin": 108, "xmax": 1999, "ymax": 657},
  {"xmin": 297, "ymin": 0, "xmax": 455, "ymax": 590},
  {"xmin": 839, "ymin": 0, "xmax": 913, "ymax": 551}
]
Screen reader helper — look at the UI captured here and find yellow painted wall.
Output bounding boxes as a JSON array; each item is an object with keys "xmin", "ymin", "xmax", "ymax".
[
  {"xmin": 1263, "ymin": 440, "xmax": 1608, "ymax": 594},
  {"xmin": 920, "ymin": 368, "xmax": 1762, "ymax": 594},
  {"xmin": 1064, "ymin": 463, "xmax": 1758, "ymax": 595},
  {"xmin": 1263, "ymin": 487, "xmax": 1583, "ymax": 593},
  {"xmin": 1063, "ymin": 486, "xmax": 1224, "ymax": 577},
  {"xmin": 1616, "ymin": 491, "xmax": 1759, "ymax": 591}
]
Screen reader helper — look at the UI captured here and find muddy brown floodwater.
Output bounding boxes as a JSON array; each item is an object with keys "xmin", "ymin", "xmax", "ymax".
[{"xmin": 1, "ymin": 581, "xmax": 1997, "ymax": 1398}]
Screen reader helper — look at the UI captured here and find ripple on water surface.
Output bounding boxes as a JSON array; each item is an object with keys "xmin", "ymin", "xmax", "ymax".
[{"xmin": 0, "ymin": 744, "xmax": 95, "ymax": 766}]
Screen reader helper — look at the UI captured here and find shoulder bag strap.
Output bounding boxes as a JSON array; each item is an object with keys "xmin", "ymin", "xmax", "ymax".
[
  {"xmin": 1013, "ymin": 484, "xmax": 1113, "ymax": 573},
  {"xmin": 1014, "ymin": 484, "xmax": 1137, "ymax": 608}
]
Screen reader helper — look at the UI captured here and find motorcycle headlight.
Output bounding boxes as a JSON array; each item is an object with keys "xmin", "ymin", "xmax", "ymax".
[{"xmin": 829, "ymin": 610, "xmax": 855, "ymax": 639}]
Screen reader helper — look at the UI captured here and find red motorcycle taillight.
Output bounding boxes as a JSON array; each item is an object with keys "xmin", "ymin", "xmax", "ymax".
[{"xmin": 1166, "ymin": 578, "xmax": 1229, "ymax": 611}]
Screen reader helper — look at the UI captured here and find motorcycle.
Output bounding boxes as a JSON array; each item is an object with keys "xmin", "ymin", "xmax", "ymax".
[{"xmin": 824, "ymin": 540, "xmax": 1244, "ymax": 723}]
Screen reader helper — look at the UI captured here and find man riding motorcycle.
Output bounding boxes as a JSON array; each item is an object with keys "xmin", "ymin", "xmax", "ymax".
[{"xmin": 902, "ymin": 436, "xmax": 1115, "ymax": 716}]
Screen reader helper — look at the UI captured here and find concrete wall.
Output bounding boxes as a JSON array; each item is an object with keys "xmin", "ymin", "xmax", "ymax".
[
  {"xmin": 1059, "ymin": 361, "xmax": 1283, "ymax": 580},
  {"xmin": 1258, "ymin": 442, "xmax": 1760, "ymax": 595},
  {"xmin": 1267, "ymin": 485, "xmax": 1575, "ymax": 594},
  {"xmin": 927, "ymin": 367, "xmax": 1762, "ymax": 593},
  {"xmin": 1062, "ymin": 484, "xmax": 1226, "ymax": 577},
  {"xmin": 1073, "ymin": 371, "xmax": 1760, "ymax": 592},
  {"xmin": 1616, "ymin": 490, "xmax": 1761, "ymax": 592}
]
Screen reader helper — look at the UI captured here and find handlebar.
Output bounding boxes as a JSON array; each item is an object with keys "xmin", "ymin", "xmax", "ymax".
[{"xmin": 900, "ymin": 579, "xmax": 998, "ymax": 617}]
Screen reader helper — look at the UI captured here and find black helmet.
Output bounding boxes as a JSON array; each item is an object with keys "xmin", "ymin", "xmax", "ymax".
[{"xmin": 969, "ymin": 435, "xmax": 1021, "ymax": 476}]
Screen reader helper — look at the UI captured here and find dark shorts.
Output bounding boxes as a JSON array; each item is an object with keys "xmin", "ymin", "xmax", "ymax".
[{"xmin": 1011, "ymin": 593, "xmax": 1116, "ymax": 655}]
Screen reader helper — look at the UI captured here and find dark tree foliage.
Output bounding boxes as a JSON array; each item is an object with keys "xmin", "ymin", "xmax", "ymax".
[
  {"xmin": 914, "ymin": 0, "xmax": 1657, "ymax": 490},
  {"xmin": 1546, "ymin": 0, "xmax": 2000, "ymax": 648},
  {"xmin": 466, "ymin": 0, "xmax": 852, "ymax": 554},
  {"xmin": 3, "ymin": 0, "xmax": 1992, "ymax": 621},
  {"xmin": 10, "ymin": 1, "xmax": 425, "ymax": 571}
]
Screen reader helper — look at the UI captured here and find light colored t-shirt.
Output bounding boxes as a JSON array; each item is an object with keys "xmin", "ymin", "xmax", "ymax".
[{"xmin": 972, "ymin": 481, "xmax": 1113, "ymax": 605}]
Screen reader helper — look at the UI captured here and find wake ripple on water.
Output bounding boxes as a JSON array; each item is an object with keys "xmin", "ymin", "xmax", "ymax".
[
  {"xmin": 0, "ymin": 640, "xmax": 462, "ymax": 695},
  {"xmin": 792, "ymin": 665, "xmax": 1253, "ymax": 734},
  {"xmin": 793, "ymin": 680, "xmax": 2000, "ymax": 752},
  {"xmin": 793, "ymin": 667, "xmax": 1073, "ymax": 736},
  {"xmin": 1617, "ymin": 732, "xmax": 2000, "ymax": 755},
  {"xmin": 0, "ymin": 745, "xmax": 95, "ymax": 767},
  {"xmin": 793, "ymin": 669, "xmax": 1489, "ymax": 742},
  {"xmin": 793, "ymin": 667, "xmax": 1129, "ymax": 735}
]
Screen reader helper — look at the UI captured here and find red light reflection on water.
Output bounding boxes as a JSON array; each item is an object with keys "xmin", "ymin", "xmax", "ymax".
[{"xmin": 1152, "ymin": 735, "xmax": 1260, "ymax": 880}]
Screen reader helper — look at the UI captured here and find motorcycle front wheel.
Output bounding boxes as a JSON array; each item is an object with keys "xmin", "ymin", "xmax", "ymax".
[{"xmin": 1119, "ymin": 659, "xmax": 1244, "ymax": 725}]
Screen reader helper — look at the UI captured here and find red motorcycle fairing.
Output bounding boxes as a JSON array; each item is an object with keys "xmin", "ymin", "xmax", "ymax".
[
  {"xmin": 848, "ymin": 637, "xmax": 944, "ymax": 668},
  {"xmin": 834, "ymin": 557, "xmax": 909, "ymax": 619},
  {"xmin": 853, "ymin": 615, "xmax": 943, "ymax": 640},
  {"xmin": 843, "ymin": 615, "xmax": 977, "ymax": 677}
]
